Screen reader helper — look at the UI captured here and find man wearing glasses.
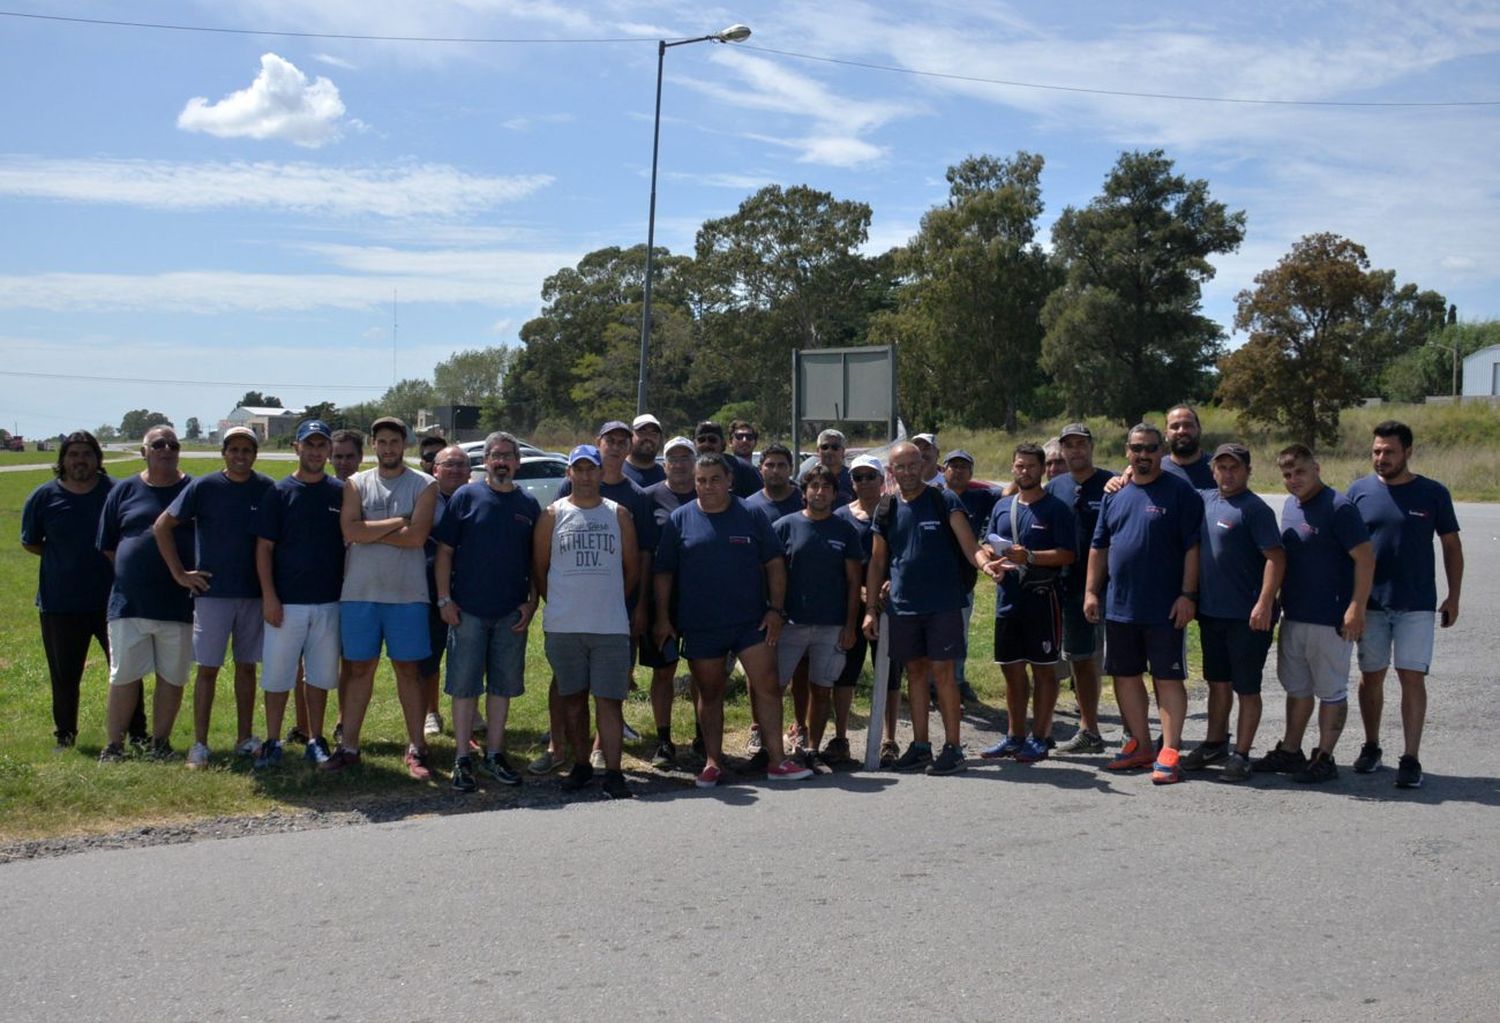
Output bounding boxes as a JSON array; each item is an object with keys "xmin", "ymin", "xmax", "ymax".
[
  {"xmin": 815, "ymin": 428, "xmax": 855, "ymax": 505},
  {"xmin": 419, "ymin": 445, "xmax": 478, "ymax": 741},
  {"xmin": 642, "ymin": 436, "xmax": 700, "ymax": 768},
  {"xmin": 695, "ymin": 420, "xmax": 760, "ymax": 498}
]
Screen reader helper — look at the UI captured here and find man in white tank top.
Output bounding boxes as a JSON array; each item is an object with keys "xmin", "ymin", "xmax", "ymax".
[{"xmin": 533, "ymin": 445, "xmax": 639, "ymax": 800}]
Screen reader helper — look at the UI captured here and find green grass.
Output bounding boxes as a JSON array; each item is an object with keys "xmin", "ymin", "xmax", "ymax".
[{"xmin": 0, "ymin": 451, "xmax": 62, "ymax": 467}]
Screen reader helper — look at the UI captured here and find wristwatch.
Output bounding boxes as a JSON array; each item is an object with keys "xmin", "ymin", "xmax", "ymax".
[
  {"xmin": 436, "ymin": 597, "xmax": 451, "ymax": 608},
  {"xmin": 769, "ymin": 606, "xmax": 789, "ymax": 621}
]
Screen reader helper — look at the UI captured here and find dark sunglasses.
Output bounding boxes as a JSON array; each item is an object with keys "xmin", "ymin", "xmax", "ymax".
[
  {"xmin": 819, "ymin": 443, "xmax": 843, "ymax": 451},
  {"xmin": 1128, "ymin": 443, "xmax": 1161, "ymax": 454},
  {"xmin": 851, "ymin": 472, "xmax": 879, "ymax": 482},
  {"xmin": 732, "ymin": 432, "xmax": 756, "ymax": 441},
  {"xmin": 148, "ymin": 439, "xmax": 181, "ymax": 451}
]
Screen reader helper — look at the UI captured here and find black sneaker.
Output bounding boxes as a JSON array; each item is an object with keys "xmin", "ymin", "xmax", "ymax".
[
  {"xmin": 892, "ymin": 742, "xmax": 933, "ymax": 772},
  {"xmin": 1251, "ymin": 742, "xmax": 1307, "ymax": 774},
  {"xmin": 602, "ymin": 770, "xmax": 634, "ymax": 800},
  {"xmin": 1395, "ymin": 754, "xmax": 1423, "ymax": 789},
  {"xmin": 1353, "ymin": 742, "xmax": 1383, "ymax": 774},
  {"xmin": 878, "ymin": 739, "xmax": 901, "ymax": 769},
  {"xmin": 650, "ymin": 740, "xmax": 677, "ymax": 770},
  {"xmin": 927, "ymin": 743, "xmax": 967, "ymax": 776},
  {"xmin": 479, "ymin": 751, "xmax": 523, "ymax": 786},
  {"xmin": 1181, "ymin": 740, "xmax": 1230, "ymax": 771},
  {"xmin": 97, "ymin": 742, "xmax": 126, "ymax": 764},
  {"xmin": 819, "ymin": 736, "xmax": 851, "ymax": 765},
  {"xmin": 148, "ymin": 738, "xmax": 176, "ymax": 762},
  {"xmin": 1294, "ymin": 749, "xmax": 1338, "ymax": 784},
  {"xmin": 285, "ymin": 728, "xmax": 309, "ymax": 745},
  {"xmin": 957, "ymin": 681, "xmax": 979, "ymax": 702},
  {"xmin": 1220, "ymin": 750, "xmax": 1252, "ymax": 783},
  {"xmin": 560, "ymin": 763, "xmax": 594, "ymax": 792},
  {"xmin": 128, "ymin": 733, "xmax": 151, "ymax": 754},
  {"xmin": 742, "ymin": 748, "xmax": 770, "ymax": 774},
  {"xmin": 451, "ymin": 755, "xmax": 477, "ymax": 793}
]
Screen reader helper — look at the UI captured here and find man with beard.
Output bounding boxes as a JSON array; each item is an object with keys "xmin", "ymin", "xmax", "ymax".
[
  {"xmin": 728, "ymin": 419, "xmax": 764, "ymax": 495},
  {"xmin": 694, "ymin": 420, "xmax": 760, "ymax": 499},
  {"xmin": 745, "ymin": 443, "xmax": 804, "ymax": 525},
  {"xmin": 834, "ymin": 455, "xmax": 899, "ymax": 763},
  {"xmin": 419, "ymin": 444, "xmax": 474, "ymax": 741},
  {"xmin": 624, "ymin": 413, "xmax": 667, "ymax": 488},
  {"xmin": 815, "ymin": 429, "xmax": 856, "ymax": 506},
  {"xmin": 1348, "ymin": 421, "xmax": 1462, "ymax": 789},
  {"xmin": 1160, "ymin": 404, "xmax": 1215, "ymax": 488},
  {"xmin": 324, "ymin": 429, "xmax": 362, "ymax": 746}
]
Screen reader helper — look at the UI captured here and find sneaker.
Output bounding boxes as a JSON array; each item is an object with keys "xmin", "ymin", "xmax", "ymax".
[
  {"xmin": 253, "ymin": 740, "xmax": 283, "ymax": 771},
  {"xmin": 479, "ymin": 751, "xmax": 523, "ymax": 786},
  {"xmin": 304, "ymin": 736, "xmax": 332, "ymax": 765},
  {"xmin": 1395, "ymin": 754, "xmax": 1423, "ymax": 789},
  {"xmin": 1220, "ymin": 751, "xmax": 1252, "ymax": 783},
  {"xmin": 186, "ymin": 742, "xmax": 211, "ymax": 769},
  {"xmin": 980, "ymin": 734, "xmax": 1026, "ymax": 760},
  {"xmin": 745, "ymin": 725, "xmax": 763, "ymax": 755},
  {"xmin": 602, "ymin": 770, "xmax": 634, "ymax": 799},
  {"xmin": 471, "ymin": 716, "xmax": 487, "ymax": 737},
  {"xmin": 695, "ymin": 764, "xmax": 723, "ymax": 789},
  {"xmin": 1054, "ymin": 728, "xmax": 1106, "ymax": 755},
  {"xmin": 423, "ymin": 711, "xmax": 443, "ymax": 738},
  {"xmin": 1353, "ymin": 742, "xmax": 1383, "ymax": 774},
  {"xmin": 451, "ymin": 755, "xmax": 477, "ymax": 793},
  {"xmin": 650, "ymin": 740, "xmax": 677, "ymax": 770},
  {"xmin": 128, "ymin": 733, "xmax": 151, "ymax": 754},
  {"xmin": 1151, "ymin": 747, "xmax": 1182, "ymax": 785},
  {"xmin": 621, "ymin": 721, "xmax": 640, "ymax": 743},
  {"xmin": 820, "ymin": 736, "xmax": 851, "ymax": 765},
  {"xmin": 879, "ymin": 739, "xmax": 901, "ymax": 769},
  {"xmin": 97, "ymin": 742, "xmax": 126, "ymax": 763},
  {"xmin": 527, "ymin": 750, "xmax": 561, "ymax": 775},
  {"xmin": 892, "ymin": 742, "xmax": 934, "ymax": 772},
  {"xmin": 786, "ymin": 723, "xmax": 808, "ymax": 754},
  {"xmin": 235, "ymin": 736, "xmax": 261, "ymax": 758},
  {"xmin": 285, "ymin": 727, "xmax": 309, "ymax": 745},
  {"xmin": 743, "ymin": 748, "xmax": 770, "ymax": 773},
  {"xmin": 957, "ymin": 680, "xmax": 979, "ymax": 702},
  {"xmin": 53, "ymin": 733, "xmax": 77, "ymax": 753},
  {"xmin": 1181, "ymin": 740, "xmax": 1229, "ymax": 771},
  {"xmin": 1104, "ymin": 742, "xmax": 1156, "ymax": 772},
  {"xmin": 589, "ymin": 748, "xmax": 607, "ymax": 770},
  {"xmin": 319, "ymin": 747, "xmax": 362, "ymax": 772},
  {"xmin": 927, "ymin": 743, "xmax": 967, "ymax": 775},
  {"xmin": 1294, "ymin": 749, "xmax": 1338, "ymax": 784},
  {"xmin": 332, "ymin": 722, "xmax": 344, "ymax": 746},
  {"xmin": 768, "ymin": 757, "xmax": 814, "ymax": 781},
  {"xmin": 1251, "ymin": 742, "xmax": 1308, "ymax": 775},
  {"xmin": 148, "ymin": 738, "xmax": 176, "ymax": 762},
  {"xmin": 404, "ymin": 745, "xmax": 434, "ymax": 781},
  {"xmin": 560, "ymin": 763, "xmax": 595, "ymax": 792},
  {"xmin": 1015, "ymin": 735, "xmax": 1050, "ymax": 764}
]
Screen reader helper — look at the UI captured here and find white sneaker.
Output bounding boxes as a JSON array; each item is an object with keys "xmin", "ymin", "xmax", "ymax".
[
  {"xmin": 589, "ymin": 748, "xmax": 607, "ymax": 770},
  {"xmin": 235, "ymin": 736, "xmax": 261, "ymax": 757},
  {"xmin": 622, "ymin": 721, "xmax": 640, "ymax": 743},
  {"xmin": 186, "ymin": 742, "xmax": 211, "ymax": 769},
  {"xmin": 423, "ymin": 712, "xmax": 443, "ymax": 737}
]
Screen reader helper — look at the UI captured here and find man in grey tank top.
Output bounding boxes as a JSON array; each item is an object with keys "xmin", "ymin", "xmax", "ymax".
[
  {"xmin": 533, "ymin": 445, "xmax": 640, "ymax": 800},
  {"xmin": 323, "ymin": 416, "xmax": 440, "ymax": 778}
]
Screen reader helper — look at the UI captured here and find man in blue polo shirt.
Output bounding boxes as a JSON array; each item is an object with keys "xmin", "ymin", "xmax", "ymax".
[
  {"xmin": 253, "ymin": 419, "xmax": 346, "ymax": 767},
  {"xmin": 1253, "ymin": 444, "xmax": 1373, "ymax": 784},
  {"xmin": 1348, "ymin": 421, "xmax": 1462, "ymax": 789},
  {"xmin": 1085, "ymin": 423, "xmax": 1203, "ymax": 785},
  {"xmin": 153, "ymin": 426, "xmax": 274, "ymax": 768},
  {"xmin": 1180, "ymin": 444, "xmax": 1284, "ymax": 782}
]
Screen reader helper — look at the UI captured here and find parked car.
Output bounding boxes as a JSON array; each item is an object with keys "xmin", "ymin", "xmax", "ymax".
[
  {"xmin": 458, "ymin": 438, "xmax": 557, "ymax": 472},
  {"xmin": 469, "ymin": 454, "xmax": 569, "ymax": 507}
]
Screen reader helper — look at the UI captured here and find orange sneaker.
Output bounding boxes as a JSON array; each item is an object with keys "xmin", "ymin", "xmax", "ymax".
[
  {"xmin": 1151, "ymin": 746, "xmax": 1182, "ymax": 785},
  {"xmin": 1105, "ymin": 741, "xmax": 1156, "ymax": 772}
]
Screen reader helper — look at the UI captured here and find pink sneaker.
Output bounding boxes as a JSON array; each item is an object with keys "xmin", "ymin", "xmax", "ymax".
[
  {"xmin": 767, "ymin": 757, "xmax": 813, "ymax": 781},
  {"xmin": 695, "ymin": 764, "xmax": 723, "ymax": 789},
  {"xmin": 319, "ymin": 747, "xmax": 362, "ymax": 772},
  {"xmin": 404, "ymin": 745, "xmax": 433, "ymax": 781}
]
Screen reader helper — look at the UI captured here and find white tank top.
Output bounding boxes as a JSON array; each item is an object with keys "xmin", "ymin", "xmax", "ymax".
[{"xmin": 543, "ymin": 497, "xmax": 629, "ymax": 635}]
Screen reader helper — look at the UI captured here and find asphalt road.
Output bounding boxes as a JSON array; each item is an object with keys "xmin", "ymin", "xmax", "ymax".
[{"xmin": 2, "ymin": 504, "xmax": 1497, "ymax": 1022}]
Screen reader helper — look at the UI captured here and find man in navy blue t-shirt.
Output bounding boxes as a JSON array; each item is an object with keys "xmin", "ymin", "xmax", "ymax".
[
  {"xmin": 942, "ymin": 449, "xmax": 999, "ymax": 702},
  {"xmin": 623, "ymin": 413, "xmax": 667, "ymax": 488},
  {"xmin": 1348, "ymin": 421, "xmax": 1462, "ymax": 789},
  {"xmin": 745, "ymin": 443, "xmax": 805, "ymax": 526},
  {"xmin": 1159, "ymin": 404, "xmax": 1215, "ymax": 488},
  {"xmin": 1086, "ymin": 423, "xmax": 1203, "ymax": 784},
  {"xmin": 640, "ymin": 435, "xmax": 699, "ymax": 767},
  {"xmin": 1253, "ymin": 444, "xmax": 1373, "ymax": 785},
  {"xmin": 153, "ymin": 426, "xmax": 273, "ymax": 767}
]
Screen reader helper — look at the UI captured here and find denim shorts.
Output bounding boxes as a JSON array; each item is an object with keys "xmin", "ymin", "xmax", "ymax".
[
  {"xmin": 444, "ymin": 609, "xmax": 527, "ymax": 699},
  {"xmin": 341, "ymin": 601, "xmax": 430, "ymax": 662},
  {"xmin": 1357, "ymin": 608, "xmax": 1435, "ymax": 674}
]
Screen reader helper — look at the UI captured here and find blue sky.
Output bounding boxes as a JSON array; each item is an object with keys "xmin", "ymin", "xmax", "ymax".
[{"xmin": 3, "ymin": 1, "xmax": 1498, "ymax": 439}]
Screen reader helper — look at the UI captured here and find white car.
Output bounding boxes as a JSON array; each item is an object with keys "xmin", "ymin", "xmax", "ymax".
[{"xmin": 468, "ymin": 454, "xmax": 569, "ymax": 506}]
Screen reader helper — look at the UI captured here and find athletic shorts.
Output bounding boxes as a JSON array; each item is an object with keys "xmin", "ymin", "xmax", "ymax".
[
  {"xmin": 888, "ymin": 608, "xmax": 965, "ymax": 664},
  {"xmin": 444, "ymin": 609, "xmax": 527, "ymax": 699},
  {"xmin": 1103, "ymin": 620, "xmax": 1187, "ymax": 681},
  {"xmin": 993, "ymin": 587, "xmax": 1063, "ymax": 666},
  {"xmin": 1357, "ymin": 608, "xmax": 1435, "ymax": 675},
  {"xmin": 192, "ymin": 596, "xmax": 264, "ymax": 666},
  {"xmin": 545, "ymin": 632, "xmax": 632, "ymax": 701},
  {"xmin": 1059, "ymin": 589, "xmax": 1103, "ymax": 661},
  {"xmin": 341, "ymin": 600, "xmax": 430, "ymax": 662},
  {"xmin": 261, "ymin": 603, "xmax": 340, "ymax": 693},
  {"xmin": 418, "ymin": 602, "xmax": 448, "ymax": 677},
  {"xmin": 682, "ymin": 620, "xmax": 766, "ymax": 662},
  {"xmin": 1277, "ymin": 619, "xmax": 1350, "ymax": 702},
  {"xmin": 777, "ymin": 623, "xmax": 848, "ymax": 687},
  {"xmin": 638, "ymin": 598, "xmax": 678, "ymax": 669},
  {"xmin": 1198, "ymin": 614, "xmax": 1273, "ymax": 696},
  {"xmin": 833, "ymin": 630, "xmax": 870, "ymax": 688},
  {"xmin": 107, "ymin": 617, "xmax": 192, "ymax": 688}
]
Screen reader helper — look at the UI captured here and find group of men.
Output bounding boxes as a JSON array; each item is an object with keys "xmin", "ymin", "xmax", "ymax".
[{"xmin": 22, "ymin": 403, "xmax": 1461, "ymax": 796}]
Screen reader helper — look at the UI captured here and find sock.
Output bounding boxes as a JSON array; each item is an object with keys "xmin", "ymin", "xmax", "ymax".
[{"xmin": 657, "ymin": 725, "xmax": 671, "ymax": 743}]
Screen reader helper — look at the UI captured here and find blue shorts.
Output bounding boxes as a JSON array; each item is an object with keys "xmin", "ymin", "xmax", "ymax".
[
  {"xmin": 1357, "ymin": 608, "xmax": 1435, "ymax": 675},
  {"xmin": 340, "ymin": 601, "xmax": 431, "ymax": 663},
  {"xmin": 1103, "ymin": 620, "xmax": 1187, "ymax": 681},
  {"xmin": 888, "ymin": 608, "xmax": 965, "ymax": 664},
  {"xmin": 682, "ymin": 620, "xmax": 766, "ymax": 661},
  {"xmin": 444, "ymin": 609, "xmax": 527, "ymax": 699}
]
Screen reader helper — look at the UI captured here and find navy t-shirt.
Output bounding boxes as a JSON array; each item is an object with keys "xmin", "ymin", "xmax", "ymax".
[
  {"xmin": 21, "ymin": 476, "xmax": 115, "ymax": 614},
  {"xmin": 97, "ymin": 474, "xmax": 194, "ymax": 623},
  {"xmin": 645, "ymin": 480, "xmax": 696, "ymax": 529},
  {"xmin": 729, "ymin": 455, "xmax": 762, "ymax": 499},
  {"xmin": 655, "ymin": 498, "xmax": 782, "ymax": 632},
  {"xmin": 1280, "ymin": 486, "xmax": 1371, "ymax": 627},
  {"xmin": 1347, "ymin": 474, "xmax": 1459, "ymax": 612},
  {"xmin": 1198, "ymin": 488, "xmax": 1282, "ymax": 620},
  {"xmin": 253, "ymin": 475, "xmax": 347, "ymax": 605},
  {"xmin": 835, "ymin": 503, "xmax": 875, "ymax": 562},
  {"xmin": 432, "ymin": 482, "xmax": 541, "ymax": 619},
  {"xmin": 873, "ymin": 486, "xmax": 968, "ymax": 616},
  {"xmin": 984, "ymin": 492, "xmax": 1076, "ymax": 617},
  {"xmin": 746, "ymin": 489, "xmax": 804, "ymax": 527},
  {"xmin": 1162, "ymin": 453, "xmax": 1215, "ymax": 489},
  {"xmin": 1091, "ymin": 473, "xmax": 1204, "ymax": 625},
  {"xmin": 622, "ymin": 460, "xmax": 666, "ymax": 488},
  {"xmin": 559, "ymin": 475, "xmax": 655, "ymax": 554},
  {"xmin": 166, "ymin": 470, "xmax": 274, "ymax": 600},
  {"xmin": 773, "ymin": 511, "xmax": 862, "ymax": 626},
  {"xmin": 1046, "ymin": 467, "xmax": 1115, "ymax": 599},
  {"xmin": 955, "ymin": 484, "xmax": 1001, "ymax": 540}
]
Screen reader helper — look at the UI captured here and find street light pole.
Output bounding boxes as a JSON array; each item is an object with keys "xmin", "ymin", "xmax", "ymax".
[{"xmin": 636, "ymin": 24, "xmax": 751, "ymax": 416}]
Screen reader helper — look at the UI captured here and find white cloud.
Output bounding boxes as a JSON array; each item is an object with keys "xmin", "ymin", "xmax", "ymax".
[
  {"xmin": 313, "ymin": 53, "xmax": 358, "ymax": 70},
  {"xmin": 361, "ymin": 325, "xmax": 388, "ymax": 340},
  {"xmin": 178, "ymin": 53, "xmax": 349, "ymax": 147},
  {"xmin": 501, "ymin": 113, "xmax": 577, "ymax": 131},
  {"xmin": 0, "ymin": 157, "xmax": 553, "ymax": 217},
  {"xmin": 487, "ymin": 317, "xmax": 516, "ymax": 336}
]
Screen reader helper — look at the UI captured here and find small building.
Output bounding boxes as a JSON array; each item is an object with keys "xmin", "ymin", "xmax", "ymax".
[
  {"xmin": 1462, "ymin": 345, "xmax": 1500, "ymax": 398},
  {"xmin": 221, "ymin": 405, "xmax": 306, "ymax": 440}
]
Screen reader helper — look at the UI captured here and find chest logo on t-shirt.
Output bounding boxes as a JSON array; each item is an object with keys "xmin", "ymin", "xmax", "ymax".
[
  {"xmin": 1297, "ymin": 522, "xmax": 1319, "ymax": 537},
  {"xmin": 919, "ymin": 521, "xmax": 939, "ymax": 532},
  {"xmin": 729, "ymin": 535, "xmax": 752, "ymax": 545},
  {"xmin": 1216, "ymin": 518, "xmax": 1236, "ymax": 531},
  {"xmin": 1407, "ymin": 509, "xmax": 1430, "ymax": 519},
  {"xmin": 827, "ymin": 539, "xmax": 845, "ymax": 551},
  {"xmin": 1145, "ymin": 505, "xmax": 1167, "ymax": 517}
]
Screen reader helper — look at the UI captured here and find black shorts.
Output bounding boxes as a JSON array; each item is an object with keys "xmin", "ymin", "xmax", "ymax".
[
  {"xmin": 888, "ymin": 609, "xmax": 965, "ymax": 664},
  {"xmin": 1199, "ymin": 615, "xmax": 1273, "ymax": 695},
  {"xmin": 993, "ymin": 587, "xmax": 1063, "ymax": 665},
  {"xmin": 1103, "ymin": 620, "xmax": 1187, "ymax": 680},
  {"xmin": 418, "ymin": 602, "xmax": 448, "ymax": 677},
  {"xmin": 637, "ymin": 597, "xmax": 679, "ymax": 669}
]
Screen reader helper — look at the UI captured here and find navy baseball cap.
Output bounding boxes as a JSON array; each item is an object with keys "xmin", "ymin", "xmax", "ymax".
[{"xmin": 296, "ymin": 419, "xmax": 333, "ymax": 442}]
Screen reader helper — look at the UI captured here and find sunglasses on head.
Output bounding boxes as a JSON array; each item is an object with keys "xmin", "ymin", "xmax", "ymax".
[
  {"xmin": 1128, "ymin": 442, "xmax": 1161, "ymax": 454},
  {"xmin": 148, "ymin": 439, "xmax": 180, "ymax": 451}
]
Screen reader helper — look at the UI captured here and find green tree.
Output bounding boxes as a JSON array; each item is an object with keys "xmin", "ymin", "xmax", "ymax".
[
  {"xmin": 1382, "ymin": 317, "xmax": 1500, "ymax": 402},
  {"xmin": 237, "ymin": 391, "xmax": 281, "ymax": 408},
  {"xmin": 119, "ymin": 409, "xmax": 173, "ymax": 438},
  {"xmin": 1349, "ymin": 276, "xmax": 1447, "ymax": 397},
  {"xmin": 94, "ymin": 423, "xmax": 120, "ymax": 443},
  {"xmin": 1040, "ymin": 149, "xmax": 1246, "ymax": 424},
  {"xmin": 300, "ymin": 401, "xmax": 344, "ymax": 429},
  {"xmin": 184, "ymin": 417, "xmax": 202, "ymax": 441},
  {"xmin": 434, "ymin": 346, "xmax": 515, "ymax": 406},
  {"xmin": 376, "ymin": 379, "xmax": 437, "ymax": 428}
]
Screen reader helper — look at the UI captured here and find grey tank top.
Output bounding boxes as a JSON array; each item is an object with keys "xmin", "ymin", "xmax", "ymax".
[
  {"xmin": 543, "ymin": 497, "xmax": 630, "ymax": 635},
  {"xmin": 340, "ymin": 466, "xmax": 436, "ymax": 604}
]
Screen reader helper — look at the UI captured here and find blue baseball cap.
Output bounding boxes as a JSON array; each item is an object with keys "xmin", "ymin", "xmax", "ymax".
[
  {"xmin": 296, "ymin": 419, "xmax": 333, "ymax": 442},
  {"xmin": 568, "ymin": 444, "xmax": 602, "ymax": 466}
]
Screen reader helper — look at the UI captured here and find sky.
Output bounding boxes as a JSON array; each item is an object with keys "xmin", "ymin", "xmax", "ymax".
[{"xmin": 2, "ymin": 1, "xmax": 1498, "ymax": 439}]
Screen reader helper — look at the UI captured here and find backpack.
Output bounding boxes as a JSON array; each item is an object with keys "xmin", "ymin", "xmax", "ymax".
[{"xmin": 876, "ymin": 487, "xmax": 978, "ymax": 593}]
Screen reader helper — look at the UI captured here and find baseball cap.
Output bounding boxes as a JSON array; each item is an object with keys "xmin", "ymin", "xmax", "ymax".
[
  {"xmin": 1059, "ymin": 423, "xmax": 1093, "ymax": 441},
  {"xmin": 296, "ymin": 419, "xmax": 333, "ymax": 442},
  {"xmin": 221, "ymin": 426, "xmax": 259, "ymax": 449},
  {"xmin": 1212, "ymin": 443, "xmax": 1251, "ymax": 466},
  {"xmin": 912, "ymin": 432, "xmax": 937, "ymax": 448},
  {"xmin": 632, "ymin": 413, "xmax": 662, "ymax": 431},
  {"xmin": 695, "ymin": 420, "xmax": 724, "ymax": 439},
  {"xmin": 850, "ymin": 454, "xmax": 883, "ymax": 475},
  {"xmin": 943, "ymin": 449, "xmax": 974, "ymax": 466},
  {"xmin": 568, "ymin": 444, "xmax": 603, "ymax": 466},
  {"xmin": 664, "ymin": 435, "xmax": 695, "ymax": 455},
  {"xmin": 370, "ymin": 415, "xmax": 407, "ymax": 438},
  {"xmin": 597, "ymin": 420, "xmax": 632, "ymax": 438}
]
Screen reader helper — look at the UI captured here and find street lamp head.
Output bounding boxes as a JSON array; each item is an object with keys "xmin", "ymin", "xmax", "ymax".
[{"xmin": 716, "ymin": 24, "xmax": 752, "ymax": 43}]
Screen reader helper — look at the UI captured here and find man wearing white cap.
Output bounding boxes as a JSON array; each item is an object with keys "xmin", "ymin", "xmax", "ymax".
[
  {"xmin": 642, "ymin": 435, "xmax": 699, "ymax": 768},
  {"xmin": 624, "ymin": 413, "xmax": 666, "ymax": 488}
]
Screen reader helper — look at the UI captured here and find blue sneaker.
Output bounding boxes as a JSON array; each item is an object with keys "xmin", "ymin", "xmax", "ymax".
[
  {"xmin": 980, "ymin": 734, "xmax": 1025, "ymax": 760},
  {"xmin": 303, "ymin": 736, "xmax": 331, "ymax": 765},
  {"xmin": 1015, "ymin": 735, "xmax": 1050, "ymax": 763},
  {"xmin": 253, "ymin": 739, "xmax": 283, "ymax": 770}
]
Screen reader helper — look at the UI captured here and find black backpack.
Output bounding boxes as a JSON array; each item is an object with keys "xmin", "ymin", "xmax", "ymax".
[{"xmin": 876, "ymin": 487, "xmax": 978, "ymax": 593}]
